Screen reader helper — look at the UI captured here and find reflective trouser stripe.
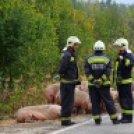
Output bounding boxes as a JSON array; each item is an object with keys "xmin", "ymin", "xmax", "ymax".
[
  {"xmin": 61, "ymin": 117, "xmax": 71, "ymax": 121},
  {"xmin": 110, "ymin": 113, "xmax": 118, "ymax": 119},
  {"xmin": 93, "ymin": 115, "xmax": 100, "ymax": 120},
  {"xmin": 121, "ymin": 109, "xmax": 133, "ymax": 115}
]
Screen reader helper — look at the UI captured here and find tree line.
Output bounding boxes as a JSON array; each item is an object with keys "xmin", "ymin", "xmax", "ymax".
[{"xmin": 0, "ymin": 0, "xmax": 134, "ymax": 114}]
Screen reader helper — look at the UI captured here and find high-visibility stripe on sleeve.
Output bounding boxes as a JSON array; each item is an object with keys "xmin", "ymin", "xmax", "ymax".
[
  {"xmin": 102, "ymin": 74, "xmax": 107, "ymax": 81},
  {"xmin": 103, "ymin": 80, "xmax": 110, "ymax": 85},
  {"xmin": 113, "ymin": 61, "xmax": 119, "ymax": 85},
  {"xmin": 70, "ymin": 57, "xmax": 74, "ymax": 62},
  {"xmin": 125, "ymin": 59, "xmax": 130, "ymax": 66}
]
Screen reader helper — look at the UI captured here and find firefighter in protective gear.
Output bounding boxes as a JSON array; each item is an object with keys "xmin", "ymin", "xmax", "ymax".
[
  {"xmin": 113, "ymin": 38, "xmax": 132, "ymax": 54},
  {"xmin": 58, "ymin": 36, "xmax": 81, "ymax": 126},
  {"xmin": 113, "ymin": 38, "xmax": 134, "ymax": 123},
  {"xmin": 84, "ymin": 40, "xmax": 120, "ymax": 125}
]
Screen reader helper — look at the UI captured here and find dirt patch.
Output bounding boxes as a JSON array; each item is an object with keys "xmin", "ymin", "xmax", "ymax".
[{"xmin": 0, "ymin": 119, "xmax": 16, "ymax": 127}]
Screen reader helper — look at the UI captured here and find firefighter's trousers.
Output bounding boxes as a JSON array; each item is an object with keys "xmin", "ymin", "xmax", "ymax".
[
  {"xmin": 89, "ymin": 86, "xmax": 117, "ymax": 120},
  {"xmin": 60, "ymin": 83, "xmax": 75, "ymax": 122},
  {"xmin": 117, "ymin": 83, "xmax": 133, "ymax": 121}
]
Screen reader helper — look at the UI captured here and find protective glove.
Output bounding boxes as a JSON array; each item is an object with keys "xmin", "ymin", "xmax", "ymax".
[
  {"xmin": 93, "ymin": 79, "xmax": 103, "ymax": 88},
  {"xmin": 53, "ymin": 75, "xmax": 60, "ymax": 80}
]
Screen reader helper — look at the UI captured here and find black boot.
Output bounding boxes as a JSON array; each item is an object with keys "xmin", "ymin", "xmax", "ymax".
[
  {"xmin": 112, "ymin": 119, "xmax": 120, "ymax": 124},
  {"xmin": 95, "ymin": 119, "xmax": 101, "ymax": 125},
  {"xmin": 119, "ymin": 114, "xmax": 126, "ymax": 121},
  {"xmin": 61, "ymin": 120, "xmax": 76, "ymax": 126},
  {"xmin": 120, "ymin": 115, "xmax": 132, "ymax": 123},
  {"xmin": 120, "ymin": 119, "xmax": 132, "ymax": 123}
]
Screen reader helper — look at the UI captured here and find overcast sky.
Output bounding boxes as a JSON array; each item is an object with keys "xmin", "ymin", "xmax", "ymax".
[{"xmin": 114, "ymin": 0, "xmax": 134, "ymax": 4}]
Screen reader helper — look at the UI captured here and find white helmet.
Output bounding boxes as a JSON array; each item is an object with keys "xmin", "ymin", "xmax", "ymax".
[
  {"xmin": 113, "ymin": 38, "xmax": 128, "ymax": 50},
  {"xmin": 67, "ymin": 36, "xmax": 81, "ymax": 47},
  {"xmin": 93, "ymin": 40, "xmax": 105, "ymax": 51}
]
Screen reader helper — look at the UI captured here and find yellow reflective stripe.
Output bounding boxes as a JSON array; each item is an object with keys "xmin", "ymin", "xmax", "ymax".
[
  {"xmin": 125, "ymin": 59, "xmax": 130, "ymax": 66},
  {"xmin": 88, "ymin": 74, "xmax": 93, "ymax": 81},
  {"xmin": 103, "ymin": 81, "xmax": 110, "ymax": 85},
  {"xmin": 121, "ymin": 109, "xmax": 125, "ymax": 113},
  {"xmin": 113, "ymin": 61, "xmax": 119, "ymax": 85},
  {"xmin": 110, "ymin": 113, "xmax": 118, "ymax": 119},
  {"xmin": 102, "ymin": 74, "xmax": 107, "ymax": 81},
  {"xmin": 115, "ymin": 61, "xmax": 119, "ymax": 73},
  {"xmin": 61, "ymin": 78, "xmax": 78, "ymax": 84},
  {"xmin": 88, "ymin": 82, "xmax": 94, "ymax": 86},
  {"xmin": 88, "ymin": 81, "xmax": 110, "ymax": 86},
  {"xmin": 70, "ymin": 57, "xmax": 74, "ymax": 62},
  {"xmin": 88, "ymin": 57, "xmax": 109, "ymax": 64},
  {"xmin": 93, "ymin": 115, "xmax": 100, "ymax": 119},
  {"xmin": 61, "ymin": 117, "xmax": 71, "ymax": 121},
  {"xmin": 121, "ymin": 78, "xmax": 132, "ymax": 84},
  {"xmin": 121, "ymin": 109, "xmax": 133, "ymax": 114}
]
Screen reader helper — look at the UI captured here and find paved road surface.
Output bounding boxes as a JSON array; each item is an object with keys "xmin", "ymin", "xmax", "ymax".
[{"xmin": 48, "ymin": 115, "xmax": 134, "ymax": 134}]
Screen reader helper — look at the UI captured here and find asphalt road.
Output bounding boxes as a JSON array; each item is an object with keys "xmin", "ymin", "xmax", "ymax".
[{"xmin": 48, "ymin": 114, "xmax": 134, "ymax": 134}]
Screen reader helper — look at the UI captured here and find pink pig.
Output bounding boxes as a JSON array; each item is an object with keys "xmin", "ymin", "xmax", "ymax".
[
  {"xmin": 44, "ymin": 83, "xmax": 60, "ymax": 103},
  {"xmin": 15, "ymin": 104, "xmax": 61, "ymax": 123},
  {"xmin": 76, "ymin": 81, "xmax": 88, "ymax": 93},
  {"xmin": 55, "ymin": 88, "xmax": 92, "ymax": 114}
]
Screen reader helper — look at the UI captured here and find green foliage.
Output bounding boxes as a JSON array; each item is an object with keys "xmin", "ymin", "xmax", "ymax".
[
  {"xmin": 0, "ymin": 0, "xmax": 60, "ymax": 90},
  {"xmin": 0, "ymin": 103, "xmax": 11, "ymax": 112},
  {"xmin": 0, "ymin": 0, "xmax": 134, "ymax": 116}
]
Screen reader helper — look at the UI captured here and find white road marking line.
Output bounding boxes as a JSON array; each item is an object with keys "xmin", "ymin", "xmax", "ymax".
[{"xmin": 48, "ymin": 115, "xmax": 108, "ymax": 134}]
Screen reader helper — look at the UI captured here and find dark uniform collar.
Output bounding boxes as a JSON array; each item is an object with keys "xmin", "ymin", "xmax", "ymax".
[{"xmin": 94, "ymin": 50, "xmax": 103, "ymax": 55}]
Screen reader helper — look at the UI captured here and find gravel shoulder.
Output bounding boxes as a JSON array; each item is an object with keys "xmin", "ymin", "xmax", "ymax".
[{"xmin": 0, "ymin": 114, "xmax": 91, "ymax": 134}]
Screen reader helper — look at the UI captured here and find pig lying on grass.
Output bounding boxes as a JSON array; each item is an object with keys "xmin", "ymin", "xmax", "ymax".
[{"xmin": 15, "ymin": 104, "xmax": 61, "ymax": 123}]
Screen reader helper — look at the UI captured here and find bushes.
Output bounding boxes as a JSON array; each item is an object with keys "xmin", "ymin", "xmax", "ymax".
[
  {"xmin": 1, "ymin": 0, "xmax": 133, "ymax": 115},
  {"xmin": 0, "ymin": 0, "xmax": 60, "ymax": 91}
]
